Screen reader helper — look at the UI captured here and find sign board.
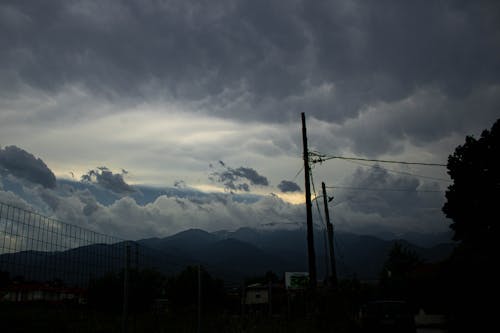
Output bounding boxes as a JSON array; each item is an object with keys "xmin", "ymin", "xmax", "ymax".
[{"xmin": 285, "ymin": 272, "xmax": 309, "ymax": 290}]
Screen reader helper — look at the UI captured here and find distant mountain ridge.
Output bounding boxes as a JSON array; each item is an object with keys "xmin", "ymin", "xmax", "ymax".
[
  {"xmin": 138, "ymin": 227, "xmax": 455, "ymax": 281},
  {"xmin": 1, "ymin": 227, "xmax": 455, "ymax": 285}
]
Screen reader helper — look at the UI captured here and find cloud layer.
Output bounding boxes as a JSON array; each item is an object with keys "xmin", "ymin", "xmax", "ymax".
[
  {"xmin": 331, "ymin": 165, "xmax": 448, "ymax": 234},
  {"xmin": 277, "ymin": 180, "xmax": 301, "ymax": 193},
  {"xmin": 0, "ymin": 146, "xmax": 56, "ymax": 188},
  {"xmin": 2, "ymin": 0, "xmax": 498, "ymax": 130},
  {"xmin": 81, "ymin": 167, "xmax": 135, "ymax": 194},
  {"xmin": 1, "ymin": 1, "xmax": 496, "ymax": 240},
  {"xmin": 209, "ymin": 161, "xmax": 269, "ymax": 192},
  {"xmin": 0, "ymin": 146, "xmax": 450, "ymax": 240}
]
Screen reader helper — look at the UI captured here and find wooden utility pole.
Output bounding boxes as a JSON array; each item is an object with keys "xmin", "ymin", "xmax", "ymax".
[
  {"xmin": 301, "ymin": 112, "xmax": 317, "ymax": 288},
  {"xmin": 322, "ymin": 182, "xmax": 338, "ymax": 288}
]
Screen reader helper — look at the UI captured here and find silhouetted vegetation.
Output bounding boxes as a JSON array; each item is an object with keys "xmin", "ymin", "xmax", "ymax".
[
  {"xmin": 165, "ymin": 265, "xmax": 226, "ymax": 313},
  {"xmin": 441, "ymin": 118, "xmax": 499, "ymax": 331},
  {"xmin": 0, "ymin": 270, "xmax": 9, "ymax": 288},
  {"xmin": 443, "ymin": 118, "xmax": 499, "ymax": 244},
  {"xmin": 379, "ymin": 242, "xmax": 421, "ymax": 304},
  {"xmin": 87, "ymin": 268, "xmax": 166, "ymax": 313},
  {"xmin": 244, "ymin": 270, "xmax": 280, "ymax": 285}
]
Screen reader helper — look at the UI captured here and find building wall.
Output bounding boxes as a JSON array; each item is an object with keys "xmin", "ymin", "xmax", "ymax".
[{"xmin": 245, "ymin": 289, "xmax": 268, "ymax": 305}]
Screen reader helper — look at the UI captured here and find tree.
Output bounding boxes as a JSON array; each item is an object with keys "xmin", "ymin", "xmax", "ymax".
[
  {"xmin": 379, "ymin": 242, "xmax": 421, "ymax": 301},
  {"xmin": 244, "ymin": 270, "xmax": 279, "ymax": 286},
  {"xmin": 165, "ymin": 266, "xmax": 225, "ymax": 312},
  {"xmin": 442, "ymin": 118, "xmax": 500, "ymax": 245},
  {"xmin": 441, "ymin": 118, "xmax": 499, "ymax": 331},
  {"xmin": 381, "ymin": 243, "xmax": 421, "ymax": 280},
  {"xmin": 87, "ymin": 269, "xmax": 166, "ymax": 313},
  {"xmin": 0, "ymin": 270, "xmax": 9, "ymax": 288}
]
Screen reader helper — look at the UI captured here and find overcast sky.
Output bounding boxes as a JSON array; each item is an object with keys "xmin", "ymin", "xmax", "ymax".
[{"xmin": 1, "ymin": 0, "xmax": 499, "ymax": 239}]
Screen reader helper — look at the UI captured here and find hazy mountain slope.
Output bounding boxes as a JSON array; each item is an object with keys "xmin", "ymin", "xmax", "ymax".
[{"xmin": 1, "ymin": 228, "xmax": 454, "ymax": 284}]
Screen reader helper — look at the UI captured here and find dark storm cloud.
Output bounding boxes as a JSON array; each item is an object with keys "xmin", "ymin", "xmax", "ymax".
[
  {"xmin": 81, "ymin": 167, "xmax": 135, "ymax": 194},
  {"xmin": 325, "ymin": 164, "xmax": 450, "ymax": 235},
  {"xmin": 0, "ymin": 145, "xmax": 56, "ymax": 188},
  {"xmin": 0, "ymin": 0, "xmax": 306, "ymax": 104},
  {"xmin": 39, "ymin": 188, "xmax": 60, "ymax": 211},
  {"xmin": 336, "ymin": 165, "xmax": 445, "ymax": 221},
  {"xmin": 1, "ymin": 0, "xmax": 499, "ymax": 149},
  {"xmin": 210, "ymin": 162, "xmax": 269, "ymax": 192},
  {"xmin": 173, "ymin": 180, "xmax": 186, "ymax": 189},
  {"xmin": 277, "ymin": 180, "xmax": 301, "ymax": 193},
  {"xmin": 304, "ymin": 1, "xmax": 500, "ymax": 97},
  {"xmin": 231, "ymin": 167, "xmax": 269, "ymax": 186}
]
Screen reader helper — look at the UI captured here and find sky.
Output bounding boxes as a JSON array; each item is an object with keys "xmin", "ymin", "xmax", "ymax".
[{"xmin": 1, "ymin": 0, "xmax": 499, "ymax": 241}]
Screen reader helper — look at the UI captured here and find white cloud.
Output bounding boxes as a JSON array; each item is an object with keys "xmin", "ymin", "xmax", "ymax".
[{"xmin": 45, "ymin": 189, "xmax": 305, "ymax": 240}]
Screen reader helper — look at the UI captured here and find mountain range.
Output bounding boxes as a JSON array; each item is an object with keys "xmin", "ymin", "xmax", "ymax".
[
  {"xmin": 0, "ymin": 227, "xmax": 455, "ymax": 286},
  {"xmin": 139, "ymin": 227, "xmax": 455, "ymax": 281}
]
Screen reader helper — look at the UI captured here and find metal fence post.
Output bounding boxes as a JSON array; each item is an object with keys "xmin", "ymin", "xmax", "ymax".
[
  {"xmin": 198, "ymin": 264, "xmax": 202, "ymax": 333},
  {"xmin": 122, "ymin": 242, "xmax": 131, "ymax": 333}
]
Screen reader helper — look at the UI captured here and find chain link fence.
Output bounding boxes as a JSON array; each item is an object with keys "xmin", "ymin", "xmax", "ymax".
[
  {"xmin": 0, "ymin": 201, "xmax": 199, "ymax": 332},
  {"xmin": 0, "ymin": 202, "xmax": 129, "ymax": 288}
]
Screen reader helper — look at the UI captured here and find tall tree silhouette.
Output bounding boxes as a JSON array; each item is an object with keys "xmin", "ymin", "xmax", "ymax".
[
  {"xmin": 443, "ymin": 118, "xmax": 500, "ymax": 245},
  {"xmin": 442, "ymin": 118, "xmax": 499, "ymax": 331}
]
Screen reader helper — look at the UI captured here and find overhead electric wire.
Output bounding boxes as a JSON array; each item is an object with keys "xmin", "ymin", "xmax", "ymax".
[
  {"xmin": 310, "ymin": 153, "xmax": 447, "ymax": 167},
  {"xmin": 340, "ymin": 158, "xmax": 452, "ymax": 183},
  {"xmin": 325, "ymin": 185, "xmax": 445, "ymax": 193},
  {"xmin": 305, "ymin": 148, "xmax": 449, "ymax": 277},
  {"xmin": 292, "ymin": 166, "xmax": 304, "ymax": 182}
]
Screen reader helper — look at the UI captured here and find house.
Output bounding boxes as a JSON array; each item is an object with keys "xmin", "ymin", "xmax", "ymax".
[
  {"xmin": 0, "ymin": 283, "xmax": 86, "ymax": 304},
  {"xmin": 244, "ymin": 283, "xmax": 269, "ymax": 305}
]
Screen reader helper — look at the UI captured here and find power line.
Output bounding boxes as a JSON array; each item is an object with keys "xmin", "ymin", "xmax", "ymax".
[
  {"xmin": 341, "ymin": 158, "xmax": 452, "ymax": 183},
  {"xmin": 325, "ymin": 185, "xmax": 445, "ymax": 193},
  {"xmin": 292, "ymin": 166, "xmax": 304, "ymax": 182},
  {"xmin": 310, "ymin": 153, "xmax": 447, "ymax": 167}
]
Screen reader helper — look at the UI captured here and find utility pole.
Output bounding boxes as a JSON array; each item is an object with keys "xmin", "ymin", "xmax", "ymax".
[
  {"xmin": 322, "ymin": 182, "xmax": 338, "ymax": 288},
  {"xmin": 301, "ymin": 112, "xmax": 317, "ymax": 288},
  {"xmin": 323, "ymin": 229, "xmax": 330, "ymax": 283}
]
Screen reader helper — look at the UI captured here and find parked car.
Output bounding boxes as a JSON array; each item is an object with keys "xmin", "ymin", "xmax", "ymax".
[{"xmin": 359, "ymin": 300, "xmax": 416, "ymax": 332}]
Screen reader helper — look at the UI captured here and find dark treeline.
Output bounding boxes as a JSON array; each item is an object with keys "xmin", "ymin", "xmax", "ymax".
[{"xmin": 0, "ymin": 239, "xmax": 490, "ymax": 332}]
